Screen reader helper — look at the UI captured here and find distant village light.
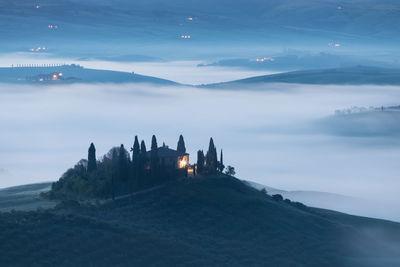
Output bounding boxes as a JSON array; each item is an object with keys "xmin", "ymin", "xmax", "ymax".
[{"xmin": 256, "ymin": 57, "xmax": 274, "ymax": 62}]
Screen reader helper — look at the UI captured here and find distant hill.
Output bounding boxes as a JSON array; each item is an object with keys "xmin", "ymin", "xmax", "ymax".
[
  {"xmin": 1, "ymin": 0, "xmax": 400, "ymax": 58},
  {"xmin": 198, "ymin": 54, "xmax": 400, "ymax": 71},
  {"xmin": 1, "ymin": 176, "xmax": 400, "ymax": 266},
  {"xmin": 202, "ymin": 66, "xmax": 400, "ymax": 88},
  {"xmin": 245, "ymin": 181, "xmax": 400, "ymax": 222},
  {"xmin": 0, "ymin": 65, "xmax": 179, "ymax": 85},
  {"xmin": 315, "ymin": 105, "xmax": 400, "ymax": 137}
]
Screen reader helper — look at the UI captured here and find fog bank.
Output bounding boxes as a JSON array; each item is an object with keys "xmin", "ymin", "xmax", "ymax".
[{"xmin": 1, "ymin": 82, "xmax": 400, "ymax": 220}]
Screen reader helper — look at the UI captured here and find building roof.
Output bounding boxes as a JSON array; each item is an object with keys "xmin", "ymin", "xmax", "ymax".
[{"xmin": 145, "ymin": 145, "xmax": 188, "ymax": 158}]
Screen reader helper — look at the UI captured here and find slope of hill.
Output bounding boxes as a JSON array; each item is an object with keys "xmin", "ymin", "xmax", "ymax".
[
  {"xmin": 202, "ymin": 66, "xmax": 400, "ymax": 88},
  {"xmin": 0, "ymin": 65, "xmax": 179, "ymax": 85},
  {"xmin": 244, "ymin": 181, "xmax": 400, "ymax": 222},
  {"xmin": 0, "ymin": 182, "xmax": 56, "ymax": 212},
  {"xmin": 316, "ymin": 107, "xmax": 400, "ymax": 137},
  {"xmin": 198, "ymin": 54, "xmax": 400, "ymax": 71},
  {"xmin": 1, "ymin": 176, "xmax": 399, "ymax": 266}
]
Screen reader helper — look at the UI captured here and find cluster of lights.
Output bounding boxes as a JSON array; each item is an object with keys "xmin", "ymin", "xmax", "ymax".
[
  {"xmin": 328, "ymin": 42, "xmax": 341, "ymax": 47},
  {"xmin": 181, "ymin": 35, "xmax": 191, "ymax": 39},
  {"xmin": 256, "ymin": 57, "xmax": 275, "ymax": 62},
  {"xmin": 48, "ymin": 25, "xmax": 59, "ymax": 30},
  {"xmin": 52, "ymin": 73, "xmax": 63, "ymax": 80},
  {"xmin": 38, "ymin": 73, "xmax": 63, "ymax": 82},
  {"xmin": 29, "ymin": 47, "xmax": 48, "ymax": 52}
]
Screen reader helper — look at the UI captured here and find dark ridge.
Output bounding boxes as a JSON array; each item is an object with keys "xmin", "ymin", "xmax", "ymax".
[{"xmin": 201, "ymin": 66, "xmax": 400, "ymax": 88}]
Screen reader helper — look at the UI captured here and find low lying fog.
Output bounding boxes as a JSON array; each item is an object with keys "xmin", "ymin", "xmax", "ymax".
[
  {"xmin": 0, "ymin": 53, "xmax": 272, "ymax": 84},
  {"xmin": 1, "ymin": 81, "xmax": 400, "ymax": 220}
]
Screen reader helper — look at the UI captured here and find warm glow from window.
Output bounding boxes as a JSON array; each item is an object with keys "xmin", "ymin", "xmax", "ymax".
[{"xmin": 179, "ymin": 159, "xmax": 187, "ymax": 168}]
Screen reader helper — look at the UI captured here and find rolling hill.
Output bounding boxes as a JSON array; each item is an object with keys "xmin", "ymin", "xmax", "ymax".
[
  {"xmin": 1, "ymin": 0, "xmax": 400, "ymax": 58},
  {"xmin": 202, "ymin": 66, "xmax": 400, "ymax": 88},
  {"xmin": 315, "ymin": 106, "xmax": 400, "ymax": 137},
  {"xmin": 0, "ymin": 65, "xmax": 179, "ymax": 85},
  {"xmin": 0, "ymin": 176, "xmax": 399, "ymax": 266},
  {"xmin": 244, "ymin": 181, "xmax": 400, "ymax": 222}
]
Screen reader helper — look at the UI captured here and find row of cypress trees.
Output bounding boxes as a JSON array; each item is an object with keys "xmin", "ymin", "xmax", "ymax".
[
  {"xmin": 196, "ymin": 138, "xmax": 224, "ymax": 175},
  {"xmin": 88, "ymin": 136, "xmax": 224, "ymax": 178},
  {"xmin": 87, "ymin": 135, "xmax": 187, "ymax": 196},
  {"xmin": 53, "ymin": 135, "xmax": 227, "ymax": 200}
]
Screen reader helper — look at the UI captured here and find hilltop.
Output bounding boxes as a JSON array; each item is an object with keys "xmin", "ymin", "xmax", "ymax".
[
  {"xmin": 0, "ymin": 65, "xmax": 179, "ymax": 85},
  {"xmin": 202, "ymin": 66, "xmax": 400, "ymax": 88},
  {"xmin": 1, "ymin": 176, "xmax": 400, "ymax": 266},
  {"xmin": 0, "ymin": 64, "xmax": 178, "ymax": 85}
]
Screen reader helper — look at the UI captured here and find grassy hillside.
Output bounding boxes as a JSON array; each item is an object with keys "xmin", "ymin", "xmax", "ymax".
[
  {"xmin": 0, "ymin": 65, "xmax": 179, "ymax": 85},
  {"xmin": 0, "ymin": 182, "xmax": 56, "ymax": 212},
  {"xmin": 203, "ymin": 66, "xmax": 400, "ymax": 87},
  {"xmin": 1, "ymin": 176, "xmax": 399, "ymax": 266}
]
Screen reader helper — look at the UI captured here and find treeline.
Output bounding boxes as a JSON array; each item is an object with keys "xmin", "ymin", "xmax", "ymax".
[{"xmin": 46, "ymin": 135, "xmax": 233, "ymax": 200}]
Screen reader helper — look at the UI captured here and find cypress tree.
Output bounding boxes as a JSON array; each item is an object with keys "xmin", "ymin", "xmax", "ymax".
[
  {"xmin": 177, "ymin": 135, "xmax": 186, "ymax": 154},
  {"xmin": 130, "ymin": 136, "xmax": 140, "ymax": 187},
  {"xmin": 119, "ymin": 144, "xmax": 129, "ymax": 181},
  {"xmin": 140, "ymin": 140, "xmax": 147, "ymax": 155},
  {"xmin": 87, "ymin": 143, "xmax": 97, "ymax": 172},
  {"xmin": 138, "ymin": 140, "xmax": 147, "ymax": 186},
  {"xmin": 197, "ymin": 150, "xmax": 205, "ymax": 174},
  {"xmin": 150, "ymin": 135, "xmax": 159, "ymax": 172},
  {"xmin": 206, "ymin": 138, "xmax": 217, "ymax": 174},
  {"xmin": 151, "ymin": 135, "xmax": 158, "ymax": 151},
  {"xmin": 131, "ymin": 136, "xmax": 140, "ymax": 160},
  {"xmin": 219, "ymin": 149, "xmax": 225, "ymax": 173}
]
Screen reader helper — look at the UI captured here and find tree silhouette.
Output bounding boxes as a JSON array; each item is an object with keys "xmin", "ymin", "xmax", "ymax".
[
  {"xmin": 87, "ymin": 143, "xmax": 97, "ymax": 173},
  {"xmin": 150, "ymin": 135, "xmax": 159, "ymax": 172},
  {"xmin": 177, "ymin": 135, "xmax": 186, "ymax": 154},
  {"xmin": 118, "ymin": 144, "xmax": 130, "ymax": 181},
  {"xmin": 130, "ymin": 136, "xmax": 141, "ymax": 187},
  {"xmin": 218, "ymin": 149, "xmax": 225, "ymax": 173},
  {"xmin": 138, "ymin": 140, "xmax": 147, "ymax": 186},
  {"xmin": 206, "ymin": 138, "xmax": 218, "ymax": 174},
  {"xmin": 225, "ymin": 166, "xmax": 235, "ymax": 177},
  {"xmin": 197, "ymin": 150, "xmax": 205, "ymax": 174},
  {"xmin": 131, "ymin": 136, "xmax": 140, "ymax": 160}
]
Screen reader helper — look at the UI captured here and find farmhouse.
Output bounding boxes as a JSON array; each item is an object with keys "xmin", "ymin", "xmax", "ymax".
[{"xmin": 146, "ymin": 144, "xmax": 189, "ymax": 169}]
